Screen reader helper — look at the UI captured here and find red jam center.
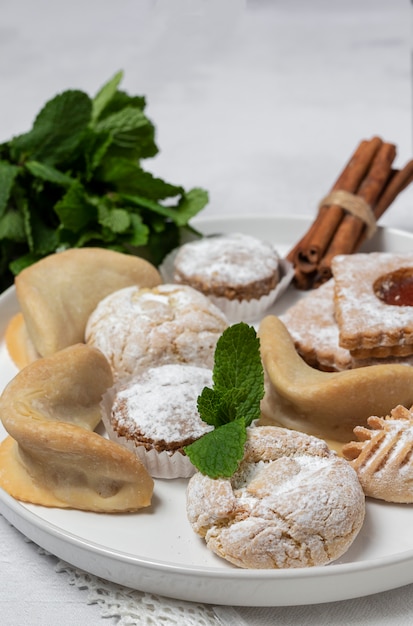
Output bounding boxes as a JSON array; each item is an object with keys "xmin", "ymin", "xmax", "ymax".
[{"xmin": 374, "ymin": 268, "xmax": 413, "ymax": 306}]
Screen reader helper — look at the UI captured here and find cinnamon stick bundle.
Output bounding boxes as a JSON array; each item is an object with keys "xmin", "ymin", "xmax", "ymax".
[{"xmin": 287, "ymin": 137, "xmax": 413, "ymax": 289}]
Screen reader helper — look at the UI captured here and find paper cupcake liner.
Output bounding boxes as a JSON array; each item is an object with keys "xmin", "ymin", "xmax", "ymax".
[
  {"xmin": 159, "ymin": 244, "xmax": 294, "ymax": 323},
  {"xmin": 100, "ymin": 385, "xmax": 197, "ymax": 479}
]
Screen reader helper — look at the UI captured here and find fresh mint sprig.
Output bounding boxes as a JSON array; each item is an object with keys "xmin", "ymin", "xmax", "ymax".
[
  {"xmin": 184, "ymin": 323, "xmax": 265, "ymax": 478},
  {"xmin": 0, "ymin": 71, "xmax": 208, "ymax": 291}
]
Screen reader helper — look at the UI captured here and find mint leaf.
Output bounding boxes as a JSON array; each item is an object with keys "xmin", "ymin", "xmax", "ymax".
[
  {"xmin": 0, "ymin": 210, "xmax": 25, "ymax": 241},
  {"xmin": 95, "ymin": 106, "xmax": 157, "ymax": 160},
  {"xmin": 0, "ymin": 161, "xmax": 19, "ymax": 217},
  {"xmin": 21, "ymin": 199, "xmax": 33, "ymax": 251},
  {"xmin": 122, "ymin": 193, "xmax": 185, "ymax": 221},
  {"xmin": 54, "ymin": 182, "xmax": 96, "ymax": 231},
  {"xmin": 81, "ymin": 130, "xmax": 113, "ymax": 179},
  {"xmin": 97, "ymin": 204, "xmax": 131, "ymax": 233},
  {"xmin": 91, "ymin": 70, "xmax": 124, "ymax": 124},
  {"xmin": 186, "ymin": 323, "xmax": 265, "ymax": 478},
  {"xmin": 213, "ymin": 322, "xmax": 264, "ymax": 426},
  {"xmin": 9, "ymin": 252, "xmax": 42, "ymax": 275},
  {"xmin": 98, "ymin": 157, "xmax": 184, "ymax": 199},
  {"xmin": 174, "ymin": 188, "xmax": 209, "ymax": 226},
  {"xmin": 10, "ymin": 90, "xmax": 92, "ymax": 166},
  {"xmin": 121, "ymin": 188, "xmax": 208, "ymax": 228},
  {"xmin": 185, "ymin": 420, "xmax": 248, "ymax": 479},
  {"xmin": 96, "ymin": 90, "xmax": 146, "ymax": 121},
  {"xmin": 197, "ymin": 386, "xmax": 249, "ymax": 427},
  {"xmin": 29, "ymin": 214, "xmax": 59, "ymax": 255},
  {"xmin": 0, "ymin": 72, "xmax": 208, "ymax": 290},
  {"xmin": 125, "ymin": 213, "xmax": 150, "ymax": 246},
  {"xmin": 196, "ymin": 386, "xmax": 221, "ymax": 426},
  {"xmin": 25, "ymin": 161, "xmax": 74, "ymax": 187}
]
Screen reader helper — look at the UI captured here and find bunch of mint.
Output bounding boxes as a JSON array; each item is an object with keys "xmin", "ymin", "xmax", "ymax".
[
  {"xmin": 185, "ymin": 323, "xmax": 265, "ymax": 479},
  {"xmin": 0, "ymin": 71, "xmax": 208, "ymax": 292}
]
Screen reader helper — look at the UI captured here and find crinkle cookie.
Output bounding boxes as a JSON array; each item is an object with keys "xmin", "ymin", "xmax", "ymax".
[
  {"xmin": 186, "ymin": 426, "xmax": 365, "ymax": 569},
  {"xmin": 85, "ymin": 284, "xmax": 228, "ymax": 381}
]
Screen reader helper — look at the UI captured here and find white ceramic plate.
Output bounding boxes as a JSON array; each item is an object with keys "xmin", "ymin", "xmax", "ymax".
[{"xmin": 2, "ymin": 215, "xmax": 413, "ymax": 608}]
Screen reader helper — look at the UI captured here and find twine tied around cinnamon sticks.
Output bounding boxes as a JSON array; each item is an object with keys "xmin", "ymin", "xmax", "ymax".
[
  {"xmin": 287, "ymin": 136, "xmax": 413, "ymax": 290},
  {"xmin": 317, "ymin": 190, "xmax": 377, "ymax": 239}
]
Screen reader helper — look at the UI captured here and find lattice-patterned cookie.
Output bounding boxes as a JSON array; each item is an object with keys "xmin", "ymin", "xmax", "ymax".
[{"xmin": 342, "ymin": 405, "xmax": 413, "ymax": 503}]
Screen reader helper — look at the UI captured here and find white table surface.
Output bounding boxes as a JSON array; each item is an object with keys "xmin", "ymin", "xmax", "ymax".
[{"xmin": 2, "ymin": 0, "xmax": 413, "ymax": 624}]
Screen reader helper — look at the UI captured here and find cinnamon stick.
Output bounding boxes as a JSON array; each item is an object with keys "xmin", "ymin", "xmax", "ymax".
[
  {"xmin": 370, "ymin": 160, "xmax": 413, "ymax": 219},
  {"xmin": 315, "ymin": 141, "xmax": 396, "ymax": 283},
  {"xmin": 353, "ymin": 160, "xmax": 413, "ymax": 251},
  {"xmin": 286, "ymin": 216, "xmax": 321, "ymax": 265},
  {"xmin": 288, "ymin": 137, "xmax": 413, "ymax": 290},
  {"xmin": 289, "ymin": 136, "xmax": 383, "ymax": 274}
]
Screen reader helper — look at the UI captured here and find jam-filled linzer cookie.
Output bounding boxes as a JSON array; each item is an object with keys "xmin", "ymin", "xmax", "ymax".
[
  {"xmin": 280, "ymin": 279, "xmax": 354, "ymax": 371},
  {"xmin": 333, "ymin": 252, "xmax": 413, "ymax": 359}
]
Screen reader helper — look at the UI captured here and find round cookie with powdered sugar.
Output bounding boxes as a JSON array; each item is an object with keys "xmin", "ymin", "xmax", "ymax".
[
  {"xmin": 85, "ymin": 283, "xmax": 228, "ymax": 381},
  {"xmin": 186, "ymin": 426, "xmax": 365, "ymax": 569}
]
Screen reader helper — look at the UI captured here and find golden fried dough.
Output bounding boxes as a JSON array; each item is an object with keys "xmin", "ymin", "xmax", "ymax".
[
  {"xmin": 0, "ymin": 343, "xmax": 153, "ymax": 512},
  {"xmin": 14, "ymin": 247, "xmax": 161, "ymax": 358}
]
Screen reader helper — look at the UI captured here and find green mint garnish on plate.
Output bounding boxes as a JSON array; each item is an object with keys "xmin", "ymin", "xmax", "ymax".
[
  {"xmin": 0, "ymin": 70, "xmax": 208, "ymax": 292},
  {"xmin": 184, "ymin": 322, "xmax": 264, "ymax": 478}
]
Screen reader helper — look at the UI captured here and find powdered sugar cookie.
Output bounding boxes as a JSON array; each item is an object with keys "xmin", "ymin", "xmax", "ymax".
[
  {"xmin": 85, "ymin": 284, "xmax": 228, "ymax": 381},
  {"xmin": 186, "ymin": 426, "xmax": 365, "ymax": 569}
]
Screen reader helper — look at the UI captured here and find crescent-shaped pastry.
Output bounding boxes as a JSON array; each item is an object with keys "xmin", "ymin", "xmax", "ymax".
[
  {"xmin": 10, "ymin": 247, "xmax": 162, "ymax": 362},
  {"xmin": 0, "ymin": 343, "xmax": 154, "ymax": 512},
  {"xmin": 5, "ymin": 311, "xmax": 39, "ymax": 370},
  {"xmin": 258, "ymin": 315, "xmax": 413, "ymax": 452}
]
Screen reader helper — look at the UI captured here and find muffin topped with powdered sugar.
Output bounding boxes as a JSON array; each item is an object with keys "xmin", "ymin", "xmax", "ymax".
[
  {"xmin": 101, "ymin": 363, "xmax": 213, "ymax": 478},
  {"xmin": 171, "ymin": 233, "xmax": 289, "ymax": 322}
]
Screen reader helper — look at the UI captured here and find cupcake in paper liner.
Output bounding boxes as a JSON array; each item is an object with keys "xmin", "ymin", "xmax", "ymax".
[
  {"xmin": 100, "ymin": 363, "xmax": 213, "ymax": 479},
  {"xmin": 160, "ymin": 233, "xmax": 294, "ymax": 323}
]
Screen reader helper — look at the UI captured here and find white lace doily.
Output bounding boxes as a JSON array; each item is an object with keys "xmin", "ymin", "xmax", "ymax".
[{"xmin": 54, "ymin": 554, "xmax": 219, "ymax": 625}]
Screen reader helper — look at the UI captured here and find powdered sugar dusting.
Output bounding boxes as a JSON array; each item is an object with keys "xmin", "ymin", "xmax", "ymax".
[
  {"xmin": 85, "ymin": 284, "xmax": 228, "ymax": 380},
  {"xmin": 280, "ymin": 279, "xmax": 353, "ymax": 370},
  {"xmin": 173, "ymin": 233, "xmax": 279, "ymax": 286},
  {"xmin": 111, "ymin": 364, "xmax": 213, "ymax": 444},
  {"xmin": 186, "ymin": 426, "xmax": 365, "ymax": 568},
  {"xmin": 333, "ymin": 252, "xmax": 413, "ymax": 349}
]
